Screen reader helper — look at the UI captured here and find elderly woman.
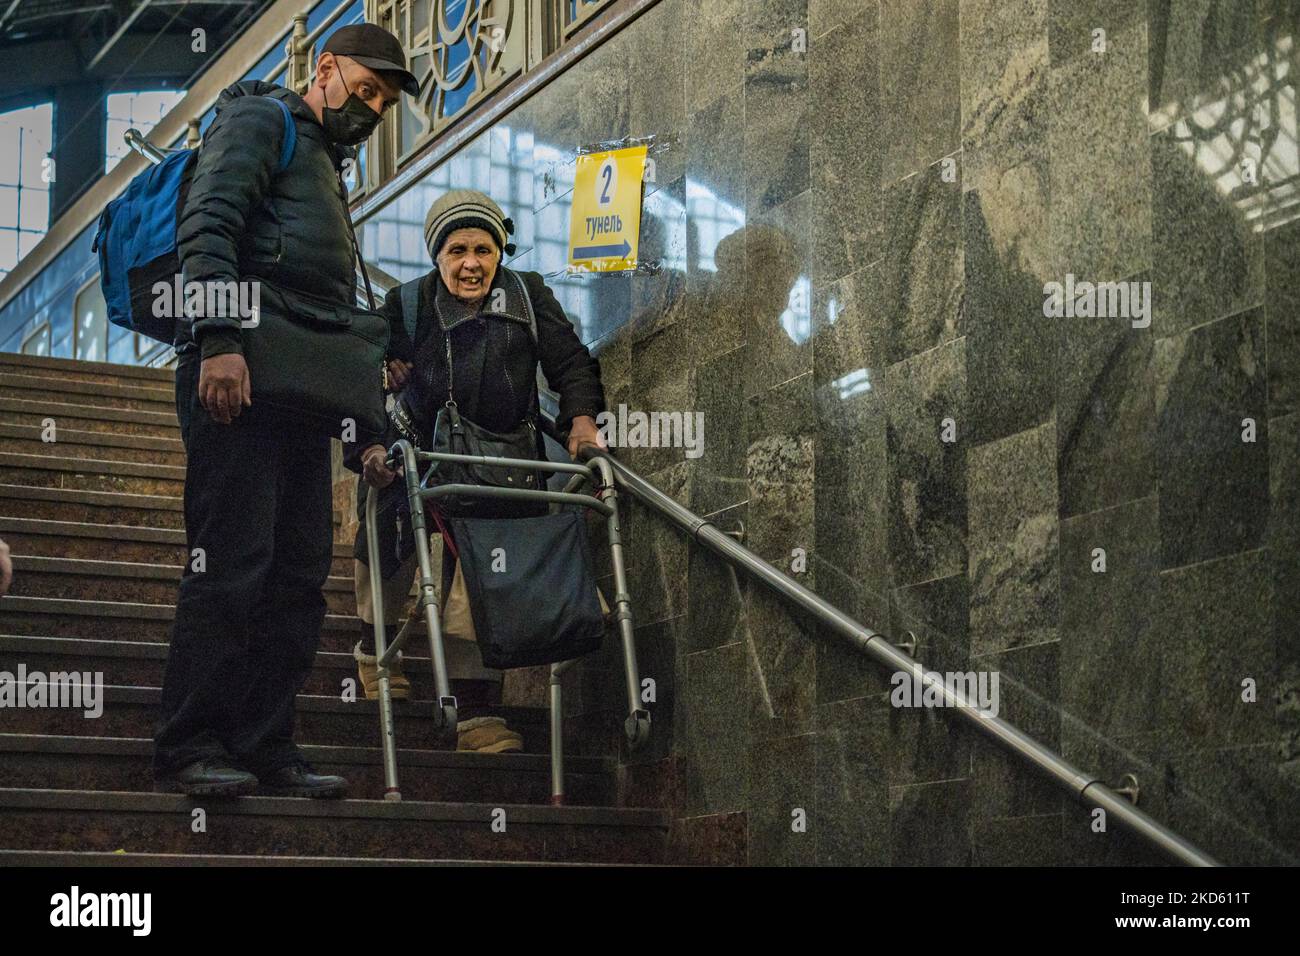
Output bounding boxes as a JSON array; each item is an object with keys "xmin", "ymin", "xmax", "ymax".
[{"xmin": 345, "ymin": 190, "xmax": 606, "ymax": 753}]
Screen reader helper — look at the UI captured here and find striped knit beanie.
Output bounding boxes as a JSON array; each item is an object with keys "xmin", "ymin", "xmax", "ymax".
[{"xmin": 424, "ymin": 189, "xmax": 516, "ymax": 258}]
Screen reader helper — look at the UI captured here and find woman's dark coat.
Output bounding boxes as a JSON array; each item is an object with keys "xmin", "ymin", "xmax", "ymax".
[{"xmin": 349, "ymin": 266, "xmax": 605, "ymax": 578}]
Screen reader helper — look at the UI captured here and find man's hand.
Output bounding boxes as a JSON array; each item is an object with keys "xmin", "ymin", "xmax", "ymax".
[
  {"xmin": 567, "ymin": 415, "xmax": 606, "ymax": 460},
  {"xmin": 0, "ymin": 536, "xmax": 12, "ymax": 597},
  {"xmin": 386, "ymin": 358, "xmax": 413, "ymax": 391},
  {"xmin": 362, "ymin": 444, "xmax": 400, "ymax": 488},
  {"xmin": 198, "ymin": 353, "xmax": 252, "ymax": 424}
]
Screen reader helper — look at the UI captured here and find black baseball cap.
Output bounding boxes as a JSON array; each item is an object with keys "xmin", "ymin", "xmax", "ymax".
[{"xmin": 322, "ymin": 23, "xmax": 420, "ymax": 97}]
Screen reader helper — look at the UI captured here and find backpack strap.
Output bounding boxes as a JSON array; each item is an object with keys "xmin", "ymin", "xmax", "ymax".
[
  {"xmin": 502, "ymin": 267, "xmax": 538, "ymax": 346},
  {"xmin": 398, "ymin": 278, "xmax": 420, "ymax": 340},
  {"xmin": 498, "ymin": 267, "xmax": 542, "ymax": 423},
  {"xmin": 267, "ymin": 97, "xmax": 297, "ymax": 173}
]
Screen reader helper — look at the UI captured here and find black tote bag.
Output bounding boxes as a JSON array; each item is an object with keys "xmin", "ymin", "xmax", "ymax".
[{"xmin": 447, "ymin": 511, "xmax": 604, "ymax": 669}]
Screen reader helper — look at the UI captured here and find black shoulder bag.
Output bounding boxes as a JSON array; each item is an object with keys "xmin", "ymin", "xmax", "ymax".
[{"xmin": 239, "ymin": 170, "xmax": 387, "ymax": 440}]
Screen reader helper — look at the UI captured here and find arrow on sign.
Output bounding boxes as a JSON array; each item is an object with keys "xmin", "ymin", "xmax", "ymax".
[{"xmin": 573, "ymin": 239, "xmax": 632, "ymax": 259}]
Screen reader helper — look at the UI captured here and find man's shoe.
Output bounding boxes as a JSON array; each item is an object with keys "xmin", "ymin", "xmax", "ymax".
[
  {"xmin": 354, "ymin": 640, "xmax": 410, "ymax": 700},
  {"xmin": 154, "ymin": 759, "xmax": 258, "ymax": 797},
  {"xmin": 257, "ymin": 762, "xmax": 348, "ymax": 798},
  {"xmin": 458, "ymin": 716, "xmax": 524, "ymax": 754}
]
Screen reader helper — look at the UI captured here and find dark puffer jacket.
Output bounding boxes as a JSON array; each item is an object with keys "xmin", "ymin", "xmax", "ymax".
[{"xmin": 175, "ymin": 80, "xmax": 357, "ymax": 360}]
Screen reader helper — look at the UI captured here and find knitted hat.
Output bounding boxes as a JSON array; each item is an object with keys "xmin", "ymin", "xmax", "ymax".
[{"xmin": 424, "ymin": 189, "xmax": 516, "ymax": 258}]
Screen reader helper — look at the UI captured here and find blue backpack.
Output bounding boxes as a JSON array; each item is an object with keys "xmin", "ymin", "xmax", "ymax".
[{"xmin": 92, "ymin": 96, "xmax": 297, "ymax": 344}]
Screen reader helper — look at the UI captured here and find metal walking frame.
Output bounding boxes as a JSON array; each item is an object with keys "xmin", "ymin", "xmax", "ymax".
[{"xmin": 363, "ymin": 437, "xmax": 650, "ymax": 803}]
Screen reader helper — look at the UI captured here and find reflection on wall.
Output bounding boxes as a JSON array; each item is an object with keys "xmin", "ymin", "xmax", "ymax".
[
  {"xmin": 357, "ymin": 122, "xmax": 798, "ymax": 344},
  {"xmin": 1151, "ymin": 31, "xmax": 1299, "ymax": 232}
]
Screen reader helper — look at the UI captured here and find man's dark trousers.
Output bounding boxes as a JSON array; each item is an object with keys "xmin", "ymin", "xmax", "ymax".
[{"xmin": 154, "ymin": 356, "xmax": 334, "ymax": 776}]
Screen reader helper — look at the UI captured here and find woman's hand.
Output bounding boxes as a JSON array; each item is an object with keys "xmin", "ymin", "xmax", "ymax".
[
  {"xmin": 386, "ymin": 358, "xmax": 413, "ymax": 391},
  {"xmin": 361, "ymin": 444, "xmax": 400, "ymax": 488},
  {"xmin": 566, "ymin": 415, "xmax": 607, "ymax": 459}
]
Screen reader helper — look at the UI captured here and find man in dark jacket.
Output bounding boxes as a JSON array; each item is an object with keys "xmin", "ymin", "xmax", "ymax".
[
  {"xmin": 154, "ymin": 23, "xmax": 419, "ymax": 797},
  {"xmin": 346, "ymin": 191, "xmax": 606, "ymax": 750}
]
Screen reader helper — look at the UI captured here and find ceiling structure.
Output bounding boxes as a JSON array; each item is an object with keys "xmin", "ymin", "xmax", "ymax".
[{"xmin": 0, "ymin": 0, "xmax": 278, "ymax": 105}]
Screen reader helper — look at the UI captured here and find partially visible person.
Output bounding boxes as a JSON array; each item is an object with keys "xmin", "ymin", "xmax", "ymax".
[
  {"xmin": 347, "ymin": 189, "xmax": 606, "ymax": 752},
  {"xmin": 0, "ymin": 536, "xmax": 11, "ymax": 597}
]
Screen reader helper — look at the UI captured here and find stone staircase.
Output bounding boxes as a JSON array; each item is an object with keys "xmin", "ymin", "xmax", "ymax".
[{"xmin": 0, "ymin": 352, "xmax": 667, "ymax": 865}]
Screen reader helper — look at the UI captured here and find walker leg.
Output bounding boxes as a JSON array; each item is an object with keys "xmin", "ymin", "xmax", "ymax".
[
  {"xmin": 364, "ymin": 486, "xmax": 402, "ymax": 800},
  {"xmin": 399, "ymin": 442, "xmax": 458, "ymax": 739},
  {"xmin": 549, "ymin": 662, "xmax": 567, "ymax": 806},
  {"xmin": 594, "ymin": 459, "xmax": 651, "ymax": 749}
]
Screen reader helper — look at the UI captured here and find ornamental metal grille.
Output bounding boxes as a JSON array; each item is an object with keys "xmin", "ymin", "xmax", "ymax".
[{"xmin": 369, "ymin": 0, "xmax": 616, "ymax": 175}]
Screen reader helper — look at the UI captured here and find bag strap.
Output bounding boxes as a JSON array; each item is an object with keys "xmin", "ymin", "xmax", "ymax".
[
  {"xmin": 345, "ymin": 214, "xmax": 376, "ymax": 311},
  {"xmin": 398, "ymin": 279, "xmax": 420, "ymax": 340},
  {"xmin": 266, "ymin": 97, "xmax": 297, "ymax": 173},
  {"xmin": 502, "ymin": 267, "xmax": 538, "ymax": 346},
  {"xmin": 427, "ymin": 504, "xmax": 459, "ymax": 560},
  {"xmin": 337, "ymin": 171, "xmax": 375, "ymax": 311}
]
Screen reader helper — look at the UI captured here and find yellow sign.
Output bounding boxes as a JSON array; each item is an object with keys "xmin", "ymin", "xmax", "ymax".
[{"xmin": 567, "ymin": 145, "xmax": 647, "ymax": 272}]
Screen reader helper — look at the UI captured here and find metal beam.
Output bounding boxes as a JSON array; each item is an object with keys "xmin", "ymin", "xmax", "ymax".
[
  {"xmin": 0, "ymin": 0, "xmax": 26, "ymax": 34},
  {"xmin": 86, "ymin": 0, "xmax": 155, "ymax": 70}
]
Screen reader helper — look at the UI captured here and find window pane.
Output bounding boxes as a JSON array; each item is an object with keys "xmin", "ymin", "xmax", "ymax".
[
  {"xmin": 19, "ymin": 187, "xmax": 48, "ymax": 232},
  {"xmin": 0, "ymin": 227, "xmax": 17, "ymax": 275},
  {"xmin": 0, "ymin": 184, "xmax": 17, "ymax": 230},
  {"xmin": 105, "ymin": 90, "xmax": 185, "ymax": 173},
  {"xmin": 0, "ymin": 138, "xmax": 18, "ymax": 186},
  {"xmin": 74, "ymin": 280, "xmax": 108, "ymax": 362},
  {"xmin": 18, "ymin": 230, "xmax": 42, "ymax": 260},
  {"xmin": 21, "ymin": 323, "xmax": 51, "ymax": 356},
  {"xmin": 0, "ymin": 102, "xmax": 54, "ymax": 278}
]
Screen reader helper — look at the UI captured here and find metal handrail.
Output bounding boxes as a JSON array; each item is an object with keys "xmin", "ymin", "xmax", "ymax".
[{"xmin": 561, "ymin": 433, "xmax": 1221, "ymax": 868}]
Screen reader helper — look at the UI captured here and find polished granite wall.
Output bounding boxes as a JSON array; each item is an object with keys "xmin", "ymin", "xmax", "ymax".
[{"xmin": 353, "ymin": 0, "xmax": 1300, "ymax": 865}]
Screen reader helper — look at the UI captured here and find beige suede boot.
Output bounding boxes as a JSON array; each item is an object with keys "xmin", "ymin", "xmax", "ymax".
[
  {"xmin": 353, "ymin": 640, "xmax": 410, "ymax": 700},
  {"xmin": 457, "ymin": 716, "xmax": 523, "ymax": 753}
]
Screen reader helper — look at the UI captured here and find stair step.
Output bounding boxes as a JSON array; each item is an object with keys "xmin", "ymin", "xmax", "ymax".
[
  {"xmin": 0, "ymin": 594, "xmax": 359, "ymax": 644},
  {"xmin": 0, "ymin": 452, "xmax": 185, "ymax": 497},
  {"xmin": 0, "ymin": 788, "xmax": 667, "ymax": 864},
  {"xmin": 0, "ymin": 517, "xmax": 355, "ymax": 578},
  {"xmin": 0, "ymin": 850, "xmax": 633, "ymax": 866},
  {"xmin": 0, "ymin": 682, "xmax": 555, "ymax": 752},
  {"xmin": 5, "ymin": 556, "xmax": 355, "ymax": 613},
  {"xmin": 0, "ymin": 351, "xmax": 175, "ymax": 386},
  {"xmin": 0, "ymin": 396, "xmax": 180, "ymax": 438},
  {"xmin": 0, "ymin": 635, "xmax": 416, "ymax": 697},
  {"xmin": 0, "ymin": 483, "xmax": 184, "ymax": 529},
  {"xmin": 0, "ymin": 735, "xmax": 616, "ymax": 806},
  {"xmin": 0, "ymin": 372, "xmax": 174, "ymax": 412},
  {"xmin": 0, "ymin": 423, "xmax": 185, "ymax": 467}
]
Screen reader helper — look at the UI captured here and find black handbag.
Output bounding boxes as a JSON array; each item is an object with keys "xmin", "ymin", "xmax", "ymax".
[
  {"xmin": 237, "ymin": 176, "xmax": 387, "ymax": 440},
  {"xmin": 447, "ymin": 511, "xmax": 605, "ymax": 668}
]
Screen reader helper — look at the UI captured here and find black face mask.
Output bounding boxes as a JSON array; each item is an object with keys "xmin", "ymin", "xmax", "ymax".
[{"xmin": 321, "ymin": 70, "xmax": 382, "ymax": 146}]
